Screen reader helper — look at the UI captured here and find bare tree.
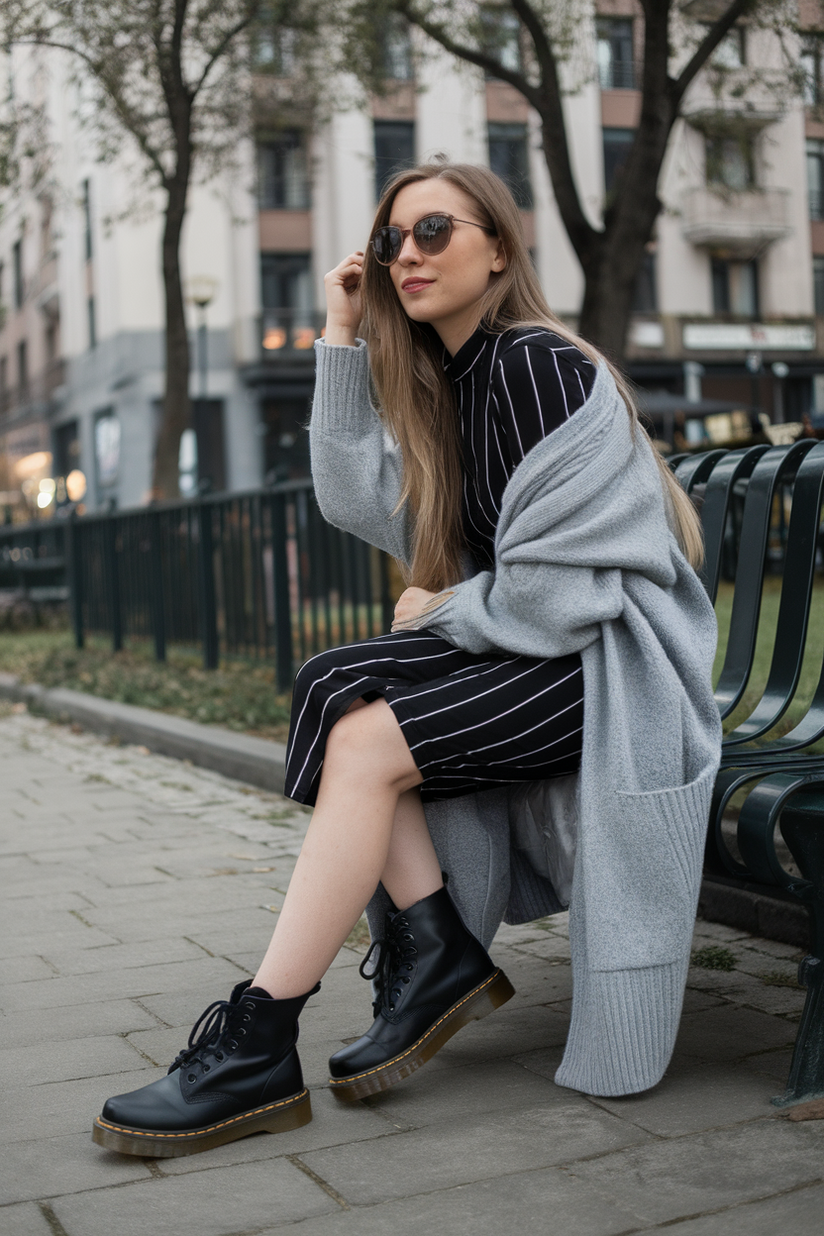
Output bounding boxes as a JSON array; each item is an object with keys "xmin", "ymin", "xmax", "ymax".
[
  {"xmin": 367, "ymin": 0, "xmax": 796, "ymax": 359},
  {"xmin": 1, "ymin": 0, "xmax": 317, "ymax": 498}
]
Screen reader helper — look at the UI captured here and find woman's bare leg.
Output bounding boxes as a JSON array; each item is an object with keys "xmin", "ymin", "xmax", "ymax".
[
  {"xmin": 379, "ymin": 787, "xmax": 443, "ymax": 909},
  {"xmin": 252, "ymin": 698, "xmax": 439, "ymax": 999}
]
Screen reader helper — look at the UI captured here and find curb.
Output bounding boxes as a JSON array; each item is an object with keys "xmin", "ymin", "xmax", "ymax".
[{"xmin": 0, "ymin": 672, "xmax": 288, "ymax": 795}]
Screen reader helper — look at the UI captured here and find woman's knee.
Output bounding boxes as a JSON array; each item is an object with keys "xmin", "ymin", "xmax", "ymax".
[{"xmin": 325, "ymin": 700, "xmax": 420, "ymax": 788}]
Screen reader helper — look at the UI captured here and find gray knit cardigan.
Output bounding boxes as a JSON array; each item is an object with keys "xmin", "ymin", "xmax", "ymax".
[{"xmin": 310, "ymin": 338, "xmax": 722, "ymax": 1097}]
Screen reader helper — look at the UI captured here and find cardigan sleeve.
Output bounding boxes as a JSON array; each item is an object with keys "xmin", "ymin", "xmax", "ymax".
[{"xmin": 310, "ymin": 340, "xmax": 411, "ymax": 563}]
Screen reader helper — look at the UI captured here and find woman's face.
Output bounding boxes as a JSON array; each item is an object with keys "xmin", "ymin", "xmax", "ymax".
[{"xmin": 385, "ymin": 179, "xmax": 505, "ymax": 355}]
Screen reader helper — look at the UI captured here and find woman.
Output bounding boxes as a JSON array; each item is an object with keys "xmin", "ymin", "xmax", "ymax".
[{"xmin": 93, "ymin": 163, "xmax": 721, "ymax": 1158}]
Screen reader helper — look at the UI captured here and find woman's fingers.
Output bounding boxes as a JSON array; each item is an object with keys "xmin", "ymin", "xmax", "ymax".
[
  {"xmin": 326, "ymin": 252, "xmax": 364, "ymax": 290},
  {"xmin": 324, "ymin": 253, "xmax": 365, "ymax": 337}
]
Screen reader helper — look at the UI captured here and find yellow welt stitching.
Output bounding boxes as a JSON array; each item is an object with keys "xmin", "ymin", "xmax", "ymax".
[
  {"xmin": 328, "ymin": 971, "xmax": 503, "ymax": 1086},
  {"xmin": 94, "ymin": 1090, "xmax": 309, "ymax": 1140}
]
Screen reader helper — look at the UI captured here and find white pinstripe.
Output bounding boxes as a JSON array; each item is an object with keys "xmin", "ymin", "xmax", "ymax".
[
  {"xmin": 405, "ymin": 663, "xmax": 581, "ymax": 749},
  {"xmin": 411, "ymin": 678, "xmax": 583, "ymax": 767},
  {"xmin": 289, "ymin": 645, "xmax": 465, "ymax": 789}
]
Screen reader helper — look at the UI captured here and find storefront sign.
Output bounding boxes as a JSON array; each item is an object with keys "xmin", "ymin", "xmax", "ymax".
[{"xmin": 683, "ymin": 323, "xmax": 816, "ymax": 351}]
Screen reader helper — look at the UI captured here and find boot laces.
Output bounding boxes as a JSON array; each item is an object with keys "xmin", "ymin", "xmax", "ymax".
[
  {"xmin": 168, "ymin": 996, "xmax": 252, "ymax": 1076},
  {"xmin": 358, "ymin": 913, "xmax": 417, "ymax": 1016}
]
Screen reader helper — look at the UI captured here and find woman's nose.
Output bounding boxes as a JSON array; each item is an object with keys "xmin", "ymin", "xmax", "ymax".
[{"xmin": 396, "ymin": 233, "xmax": 420, "ymax": 265}]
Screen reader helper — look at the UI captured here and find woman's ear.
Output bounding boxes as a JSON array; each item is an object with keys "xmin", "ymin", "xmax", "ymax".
[{"xmin": 491, "ymin": 241, "xmax": 507, "ymax": 272}]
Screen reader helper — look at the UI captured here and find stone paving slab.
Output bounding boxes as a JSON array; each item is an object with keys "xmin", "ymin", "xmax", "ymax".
[{"xmin": 1, "ymin": 704, "xmax": 823, "ymax": 1236}]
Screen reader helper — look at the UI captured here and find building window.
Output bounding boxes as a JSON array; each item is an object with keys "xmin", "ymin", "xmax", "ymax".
[
  {"xmin": 632, "ymin": 250, "xmax": 657, "ymax": 313},
  {"xmin": 374, "ymin": 120, "xmax": 415, "ymax": 201},
  {"xmin": 488, "ymin": 123, "xmax": 532, "ymax": 208},
  {"xmin": 708, "ymin": 25, "xmax": 746, "ymax": 69},
  {"xmin": 480, "ymin": 8, "xmax": 521, "ymax": 77},
  {"xmin": 45, "ymin": 319, "xmax": 58, "ymax": 363},
  {"xmin": 808, "ymin": 139, "xmax": 824, "ymax": 220},
  {"xmin": 253, "ymin": 23, "xmax": 297, "ymax": 75},
  {"xmin": 712, "ymin": 257, "xmax": 759, "ymax": 318},
  {"xmin": 82, "ymin": 179, "xmax": 93, "ymax": 261},
  {"xmin": 597, "ymin": 18, "xmax": 634, "ymax": 89},
  {"xmin": 17, "ymin": 339, "xmax": 28, "ymax": 397},
  {"xmin": 381, "ymin": 13, "xmax": 413, "ymax": 80},
  {"xmin": 54, "ymin": 420, "xmax": 80, "ymax": 481},
  {"xmin": 261, "ymin": 252, "xmax": 313, "ymax": 312},
  {"xmin": 802, "ymin": 35, "xmax": 824, "ymax": 106},
  {"xmin": 258, "ymin": 132, "xmax": 310, "ymax": 209},
  {"xmin": 814, "ymin": 257, "xmax": 824, "ymax": 315},
  {"xmin": 603, "ymin": 128, "xmax": 635, "ymax": 195},
  {"xmin": 88, "ymin": 296, "xmax": 96, "ymax": 349},
  {"xmin": 706, "ymin": 135, "xmax": 754, "ymax": 191},
  {"xmin": 94, "ymin": 410, "xmax": 120, "ymax": 493},
  {"xmin": 13, "ymin": 240, "xmax": 23, "ymax": 309}
]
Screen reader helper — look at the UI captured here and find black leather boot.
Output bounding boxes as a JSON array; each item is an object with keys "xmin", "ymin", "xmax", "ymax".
[
  {"xmin": 93, "ymin": 979, "xmax": 318, "ymax": 1157},
  {"xmin": 328, "ymin": 886, "xmax": 514, "ymax": 1100}
]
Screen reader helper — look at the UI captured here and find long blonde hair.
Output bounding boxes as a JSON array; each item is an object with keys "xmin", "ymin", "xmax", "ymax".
[{"xmin": 360, "ymin": 162, "xmax": 703, "ymax": 590}]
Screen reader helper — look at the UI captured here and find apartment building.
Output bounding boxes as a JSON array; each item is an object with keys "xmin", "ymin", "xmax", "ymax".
[{"xmin": 1, "ymin": 3, "xmax": 823, "ymax": 517}]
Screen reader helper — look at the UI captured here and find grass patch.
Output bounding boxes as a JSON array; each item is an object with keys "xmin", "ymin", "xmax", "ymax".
[
  {"xmin": 691, "ymin": 945, "xmax": 737, "ymax": 971},
  {"xmin": 761, "ymin": 970, "xmax": 803, "ymax": 989},
  {"xmin": 0, "ymin": 629, "xmax": 292, "ymax": 742}
]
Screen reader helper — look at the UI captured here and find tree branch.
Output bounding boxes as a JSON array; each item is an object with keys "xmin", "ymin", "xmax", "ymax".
[
  {"xmin": 671, "ymin": 0, "xmax": 756, "ymax": 105},
  {"xmin": 193, "ymin": 4, "xmax": 261, "ymax": 99},
  {"xmin": 393, "ymin": 0, "xmax": 542, "ymax": 108},
  {"xmin": 396, "ymin": 0, "xmax": 597, "ymax": 253},
  {"xmin": 10, "ymin": 36, "xmax": 169, "ymax": 185}
]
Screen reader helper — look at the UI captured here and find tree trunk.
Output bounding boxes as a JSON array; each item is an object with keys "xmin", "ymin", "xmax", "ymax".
[
  {"xmin": 152, "ymin": 177, "xmax": 190, "ymax": 500},
  {"xmin": 560, "ymin": 0, "xmax": 676, "ymax": 361}
]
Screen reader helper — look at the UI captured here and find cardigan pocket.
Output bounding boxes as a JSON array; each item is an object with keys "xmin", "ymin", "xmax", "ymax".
[{"xmin": 585, "ymin": 766, "xmax": 715, "ymax": 972}]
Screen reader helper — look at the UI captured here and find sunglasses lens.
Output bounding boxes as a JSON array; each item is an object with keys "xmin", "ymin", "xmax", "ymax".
[
  {"xmin": 413, "ymin": 215, "xmax": 452, "ymax": 254},
  {"xmin": 372, "ymin": 227, "xmax": 402, "ymax": 265}
]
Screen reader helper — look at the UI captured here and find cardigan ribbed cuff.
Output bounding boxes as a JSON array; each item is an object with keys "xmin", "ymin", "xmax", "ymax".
[
  {"xmin": 312, "ymin": 338, "xmax": 373, "ymax": 433},
  {"xmin": 554, "ymin": 958, "xmax": 689, "ymax": 1096}
]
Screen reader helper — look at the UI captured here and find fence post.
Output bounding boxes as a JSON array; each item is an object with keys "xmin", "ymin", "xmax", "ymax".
[
  {"xmin": 68, "ymin": 512, "xmax": 84, "ymax": 650},
  {"xmin": 106, "ymin": 517, "xmax": 123, "ymax": 652},
  {"xmin": 198, "ymin": 500, "xmax": 219, "ymax": 669},
  {"xmin": 271, "ymin": 493, "xmax": 293, "ymax": 692},
  {"xmin": 150, "ymin": 511, "xmax": 166, "ymax": 663}
]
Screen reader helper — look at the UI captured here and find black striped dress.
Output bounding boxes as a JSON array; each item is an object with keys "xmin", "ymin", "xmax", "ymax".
[{"xmin": 284, "ymin": 326, "xmax": 596, "ymax": 806}]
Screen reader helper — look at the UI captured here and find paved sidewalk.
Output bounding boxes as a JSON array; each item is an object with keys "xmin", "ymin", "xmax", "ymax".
[{"xmin": 1, "ymin": 703, "xmax": 823, "ymax": 1236}]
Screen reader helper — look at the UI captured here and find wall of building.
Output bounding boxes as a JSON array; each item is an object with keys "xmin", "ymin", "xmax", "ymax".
[{"xmin": 3, "ymin": 5, "xmax": 824, "ymax": 520}]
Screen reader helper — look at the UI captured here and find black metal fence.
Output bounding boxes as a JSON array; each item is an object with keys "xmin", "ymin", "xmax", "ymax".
[{"xmin": 0, "ymin": 481, "xmax": 394, "ymax": 691}]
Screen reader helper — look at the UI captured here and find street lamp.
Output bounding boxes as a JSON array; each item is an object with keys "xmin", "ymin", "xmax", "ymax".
[
  {"xmin": 745, "ymin": 350, "xmax": 763, "ymax": 418},
  {"xmin": 183, "ymin": 276, "xmax": 219, "ymax": 494},
  {"xmin": 185, "ymin": 275, "xmax": 219, "ymax": 402}
]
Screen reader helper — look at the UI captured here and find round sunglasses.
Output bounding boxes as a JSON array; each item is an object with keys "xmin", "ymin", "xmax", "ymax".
[{"xmin": 370, "ymin": 213, "xmax": 496, "ymax": 266}]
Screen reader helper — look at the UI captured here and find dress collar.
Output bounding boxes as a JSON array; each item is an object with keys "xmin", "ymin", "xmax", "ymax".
[{"xmin": 443, "ymin": 324, "xmax": 493, "ymax": 381}]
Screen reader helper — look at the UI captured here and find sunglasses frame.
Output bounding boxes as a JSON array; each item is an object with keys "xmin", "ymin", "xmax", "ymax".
[{"xmin": 370, "ymin": 213, "xmax": 497, "ymax": 266}]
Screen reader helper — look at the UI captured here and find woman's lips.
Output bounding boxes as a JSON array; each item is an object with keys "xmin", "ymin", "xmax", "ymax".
[{"xmin": 401, "ymin": 278, "xmax": 434, "ymax": 293}]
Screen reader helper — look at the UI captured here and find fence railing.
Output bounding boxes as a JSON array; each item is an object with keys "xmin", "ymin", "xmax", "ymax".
[{"xmin": 0, "ymin": 481, "xmax": 394, "ymax": 691}]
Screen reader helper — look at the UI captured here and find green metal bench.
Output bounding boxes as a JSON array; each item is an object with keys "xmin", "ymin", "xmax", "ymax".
[{"xmin": 677, "ymin": 441, "xmax": 824, "ymax": 1105}]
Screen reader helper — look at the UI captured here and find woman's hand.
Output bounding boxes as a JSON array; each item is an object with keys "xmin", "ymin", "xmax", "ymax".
[
  {"xmin": 323, "ymin": 252, "xmax": 364, "ymax": 346},
  {"xmin": 392, "ymin": 587, "xmax": 439, "ymax": 631}
]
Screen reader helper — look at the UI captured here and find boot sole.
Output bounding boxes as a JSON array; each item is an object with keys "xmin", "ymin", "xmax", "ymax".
[
  {"xmin": 91, "ymin": 1088, "xmax": 312, "ymax": 1158},
  {"xmin": 328, "ymin": 968, "xmax": 515, "ymax": 1101}
]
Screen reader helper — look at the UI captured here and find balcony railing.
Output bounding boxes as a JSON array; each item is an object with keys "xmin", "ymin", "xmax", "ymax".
[
  {"xmin": 260, "ymin": 309, "xmax": 325, "ymax": 359},
  {"xmin": 598, "ymin": 60, "xmax": 637, "ymax": 90},
  {"xmin": 0, "ymin": 359, "xmax": 66, "ymax": 421},
  {"xmin": 681, "ymin": 187, "xmax": 791, "ymax": 256}
]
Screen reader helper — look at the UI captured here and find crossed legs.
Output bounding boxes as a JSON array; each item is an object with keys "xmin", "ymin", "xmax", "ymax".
[{"xmin": 252, "ymin": 697, "xmax": 443, "ymax": 999}]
